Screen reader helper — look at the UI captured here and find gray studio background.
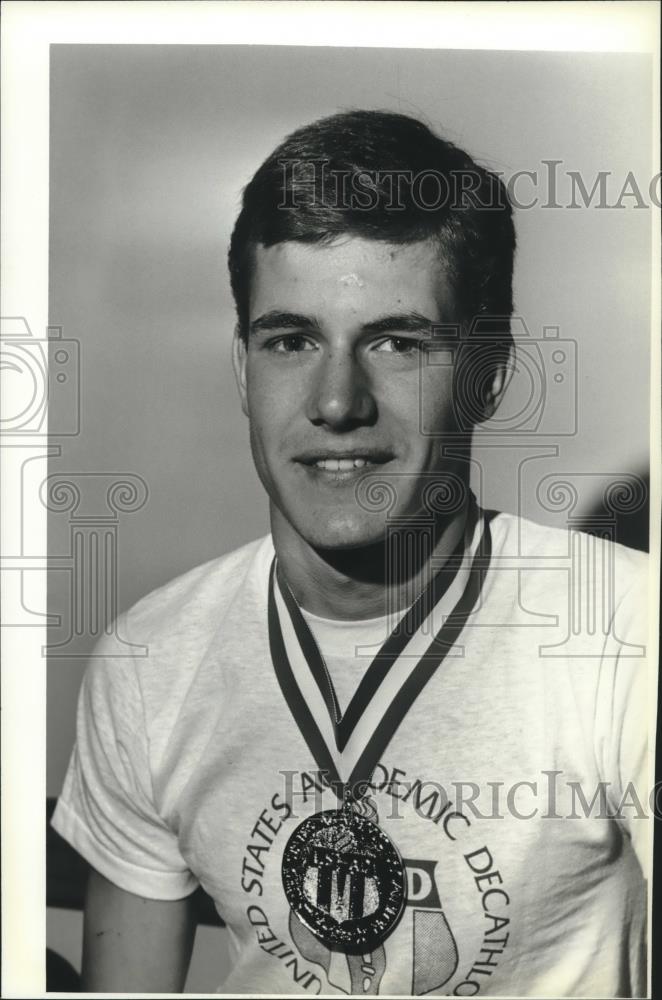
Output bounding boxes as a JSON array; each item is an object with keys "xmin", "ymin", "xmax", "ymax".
[{"xmin": 47, "ymin": 45, "xmax": 652, "ymax": 989}]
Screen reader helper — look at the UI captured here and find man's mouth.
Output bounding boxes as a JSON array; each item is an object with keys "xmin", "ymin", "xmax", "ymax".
[
  {"xmin": 295, "ymin": 451, "xmax": 394, "ymax": 476},
  {"xmin": 313, "ymin": 457, "xmax": 369, "ymax": 471}
]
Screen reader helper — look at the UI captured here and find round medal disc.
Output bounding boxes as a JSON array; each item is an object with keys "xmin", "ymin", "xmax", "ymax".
[{"xmin": 282, "ymin": 808, "xmax": 406, "ymax": 953}]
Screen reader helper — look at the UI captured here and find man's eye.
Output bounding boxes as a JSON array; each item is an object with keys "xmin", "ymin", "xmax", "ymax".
[
  {"xmin": 374, "ymin": 336, "xmax": 423, "ymax": 355},
  {"xmin": 270, "ymin": 334, "xmax": 317, "ymax": 353}
]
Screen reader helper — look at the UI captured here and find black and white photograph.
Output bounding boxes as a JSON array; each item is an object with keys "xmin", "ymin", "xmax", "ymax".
[{"xmin": 2, "ymin": 2, "xmax": 660, "ymax": 996}]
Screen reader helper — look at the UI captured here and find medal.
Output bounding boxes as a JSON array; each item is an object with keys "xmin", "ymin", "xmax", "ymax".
[
  {"xmin": 269, "ymin": 493, "xmax": 493, "ymax": 953},
  {"xmin": 282, "ymin": 796, "xmax": 405, "ymax": 954}
]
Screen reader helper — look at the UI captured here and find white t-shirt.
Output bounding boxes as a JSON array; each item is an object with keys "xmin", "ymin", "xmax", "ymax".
[
  {"xmin": 300, "ymin": 609, "xmax": 395, "ymax": 715},
  {"xmin": 52, "ymin": 511, "xmax": 650, "ymax": 997}
]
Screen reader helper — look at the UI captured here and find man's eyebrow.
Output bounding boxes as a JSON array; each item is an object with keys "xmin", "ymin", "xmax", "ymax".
[
  {"xmin": 249, "ymin": 311, "xmax": 321, "ymax": 335},
  {"xmin": 361, "ymin": 312, "xmax": 436, "ymax": 335},
  {"xmin": 248, "ymin": 310, "xmax": 437, "ymax": 337}
]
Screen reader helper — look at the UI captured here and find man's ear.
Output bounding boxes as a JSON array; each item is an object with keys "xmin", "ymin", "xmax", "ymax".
[{"xmin": 232, "ymin": 326, "xmax": 249, "ymax": 417}]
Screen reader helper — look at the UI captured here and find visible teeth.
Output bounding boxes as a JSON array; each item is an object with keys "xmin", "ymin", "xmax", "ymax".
[{"xmin": 314, "ymin": 458, "xmax": 369, "ymax": 471}]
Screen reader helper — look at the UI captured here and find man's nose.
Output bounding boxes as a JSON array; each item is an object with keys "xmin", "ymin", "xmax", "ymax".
[{"xmin": 305, "ymin": 350, "xmax": 377, "ymax": 430}]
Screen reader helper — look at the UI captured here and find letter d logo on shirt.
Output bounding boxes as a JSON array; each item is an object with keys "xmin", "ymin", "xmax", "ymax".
[
  {"xmin": 405, "ymin": 859, "xmax": 442, "ymax": 909},
  {"xmin": 404, "ymin": 859, "xmax": 458, "ymax": 996}
]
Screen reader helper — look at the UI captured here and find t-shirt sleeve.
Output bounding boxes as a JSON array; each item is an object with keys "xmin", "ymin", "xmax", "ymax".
[
  {"xmin": 51, "ymin": 629, "xmax": 199, "ymax": 899},
  {"xmin": 596, "ymin": 566, "xmax": 652, "ymax": 877}
]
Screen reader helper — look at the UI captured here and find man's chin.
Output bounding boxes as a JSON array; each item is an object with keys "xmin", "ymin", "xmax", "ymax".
[{"xmin": 292, "ymin": 514, "xmax": 387, "ymax": 554}]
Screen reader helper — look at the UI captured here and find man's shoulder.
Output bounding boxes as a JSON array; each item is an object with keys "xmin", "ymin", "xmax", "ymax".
[
  {"xmin": 121, "ymin": 534, "xmax": 273, "ymax": 645},
  {"xmin": 490, "ymin": 509, "xmax": 647, "ymax": 582},
  {"xmin": 82, "ymin": 536, "xmax": 274, "ymax": 714}
]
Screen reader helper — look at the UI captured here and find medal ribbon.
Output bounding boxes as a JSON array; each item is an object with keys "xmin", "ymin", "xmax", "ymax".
[{"xmin": 268, "ymin": 498, "xmax": 494, "ymax": 804}]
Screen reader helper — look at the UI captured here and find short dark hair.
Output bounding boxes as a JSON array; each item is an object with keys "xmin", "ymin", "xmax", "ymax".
[{"xmin": 228, "ymin": 109, "xmax": 515, "ymax": 349}]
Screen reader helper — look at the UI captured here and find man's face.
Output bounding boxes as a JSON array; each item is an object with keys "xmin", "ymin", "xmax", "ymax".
[{"xmin": 233, "ymin": 236, "xmax": 474, "ymax": 551}]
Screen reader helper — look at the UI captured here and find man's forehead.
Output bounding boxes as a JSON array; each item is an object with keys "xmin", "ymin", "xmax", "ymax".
[
  {"xmin": 249, "ymin": 237, "xmax": 456, "ymax": 321},
  {"xmin": 253, "ymin": 236, "xmax": 441, "ymax": 270},
  {"xmin": 338, "ymin": 272, "xmax": 365, "ymax": 289},
  {"xmin": 251, "ymin": 237, "xmax": 451, "ymax": 305}
]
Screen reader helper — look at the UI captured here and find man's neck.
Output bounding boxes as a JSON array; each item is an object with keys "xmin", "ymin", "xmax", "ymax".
[{"xmin": 271, "ymin": 502, "xmax": 470, "ymax": 621}]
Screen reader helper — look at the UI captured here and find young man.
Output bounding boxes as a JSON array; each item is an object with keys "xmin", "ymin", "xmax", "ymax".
[{"xmin": 52, "ymin": 111, "xmax": 649, "ymax": 996}]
